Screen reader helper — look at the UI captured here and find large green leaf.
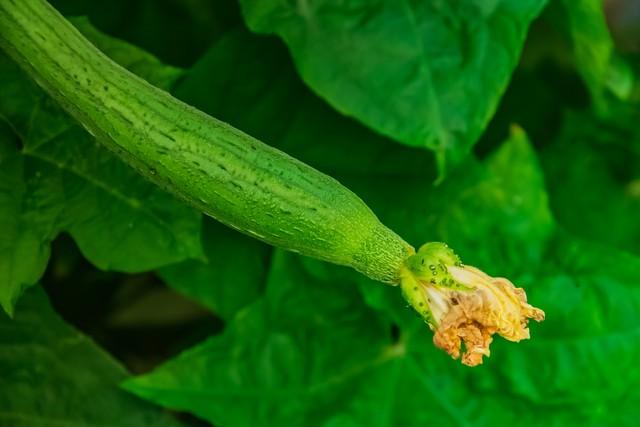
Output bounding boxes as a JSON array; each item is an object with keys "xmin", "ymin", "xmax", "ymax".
[
  {"xmin": 0, "ymin": 19, "xmax": 203, "ymax": 316},
  {"xmin": 0, "ymin": 286, "xmax": 187, "ymax": 427},
  {"xmin": 124, "ymin": 249, "xmax": 393, "ymax": 426},
  {"xmin": 239, "ymin": 0, "xmax": 547, "ymax": 171}
]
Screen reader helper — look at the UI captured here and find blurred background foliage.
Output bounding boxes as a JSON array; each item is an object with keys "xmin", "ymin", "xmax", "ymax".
[{"xmin": 1, "ymin": 0, "xmax": 640, "ymax": 426}]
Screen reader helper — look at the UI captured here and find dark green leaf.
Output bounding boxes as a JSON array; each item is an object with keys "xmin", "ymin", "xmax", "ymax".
[
  {"xmin": 0, "ymin": 286, "xmax": 186, "ymax": 427},
  {"xmin": 541, "ymin": 110, "xmax": 640, "ymax": 255},
  {"xmin": 240, "ymin": 0, "xmax": 548, "ymax": 171},
  {"xmin": 124, "ymin": 235, "xmax": 640, "ymax": 427},
  {"xmin": 0, "ymin": 130, "xmax": 60, "ymax": 317},
  {"xmin": 124, "ymin": 250, "xmax": 405, "ymax": 427},
  {"xmin": 70, "ymin": 16, "xmax": 183, "ymax": 89},
  {"xmin": 51, "ymin": 0, "xmax": 240, "ymax": 67}
]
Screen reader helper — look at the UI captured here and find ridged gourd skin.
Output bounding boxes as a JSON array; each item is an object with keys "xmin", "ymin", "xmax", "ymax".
[{"xmin": 0, "ymin": 0, "xmax": 414, "ymax": 283}]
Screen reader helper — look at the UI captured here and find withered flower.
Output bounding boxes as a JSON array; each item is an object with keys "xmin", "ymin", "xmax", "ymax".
[{"xmin": 400, "ymin": 243, "xmax": 544, "ymax": 366}]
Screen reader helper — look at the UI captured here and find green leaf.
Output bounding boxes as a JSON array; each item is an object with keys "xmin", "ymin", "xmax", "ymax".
[
  {"xmin": 0, "ymin": 130, "xmax": 60, "ymax": 317},
  {"xmin": 0, "ymin": 19, "xmax": 203, "ymax": 315},
  {"xmin": 158, "ymin": 217, "xmax": 272, "ymax": 320},
  {"xmin": 489, "ymin": 234, "xmax": 640, "ymax": 413},
  {"xmin": 69, "ymin": 16, "xmax": 183, "ymax": 90},
  {"xmin": 51, "ymin": 0, "xmax": 241, "ymax": 67},
  {"xmin": 124, "ymin": 249, "xmax": 405, "ymax": 427},
  {"xmin": 541, "ymin": 111, "xmax": 640, "ymax": 255},
  {"xmin": 554, "ymin": 0, "xmax": 634, "ymax": 105},
  {"xmin": 239, "ymin": 0, "xmax": 548, "ymax": 171},
  {"xmin": 0, "ymin": 286, "xmax": 187, "ymax": 427}
]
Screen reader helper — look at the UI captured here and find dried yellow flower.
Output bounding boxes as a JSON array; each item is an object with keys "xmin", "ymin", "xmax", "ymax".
[{"xmin": 400, "ymin": 243, "xmax": 544, "ymax": 366}]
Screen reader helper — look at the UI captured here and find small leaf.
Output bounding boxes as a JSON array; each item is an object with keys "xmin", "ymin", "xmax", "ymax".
[
  {"xmin": 240, "ymin": 0, "xmax": 548, "ymax": 171},
  {"xmin": 0, "ymin": 132, "xmax": 60, "ymax": 316}
]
